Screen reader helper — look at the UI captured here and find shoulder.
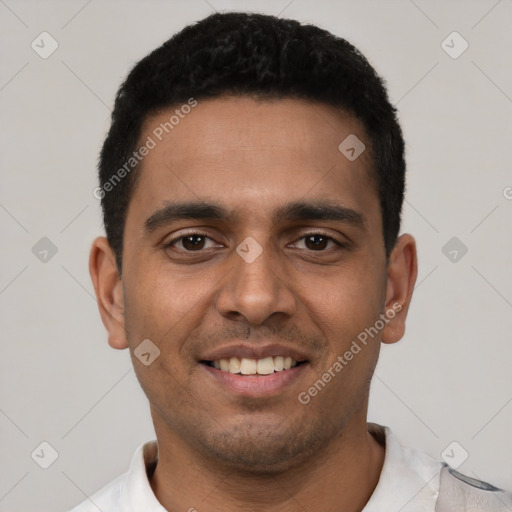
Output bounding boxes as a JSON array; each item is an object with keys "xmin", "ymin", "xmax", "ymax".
[
  {"xmin": 66, "ymin": 473, "xmax": 126, "ymax": 512},
  {"xmin": 436, "ymin": 465, "xmax": 512, "ymax": 511},
  {"xmin": 65, "ymin": 440, "xmax": 159, "ymax": 512},
  {"xmin": 366, "ymin": 424, "xmax": 512, "ymax": 512}
]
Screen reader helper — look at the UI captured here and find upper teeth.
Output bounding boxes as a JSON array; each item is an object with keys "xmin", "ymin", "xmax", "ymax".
[{"xmin": 212, "ymin": 356, "xmax": 298, "ymax": 375}]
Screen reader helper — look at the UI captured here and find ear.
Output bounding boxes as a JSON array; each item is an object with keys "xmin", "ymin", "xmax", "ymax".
[
  {"xmin": 89, "ymin": 236, "xmax": 128, "ymax": 349},
  {"xmin": 381, "ymin": 233, "xmax": 418, "ymax": 344}
]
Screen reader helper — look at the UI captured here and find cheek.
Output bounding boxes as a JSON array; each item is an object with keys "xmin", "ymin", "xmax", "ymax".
[
  {"xmin": 121, "ymin": 270, "xmax": 206, "ymax": 405},
  {"xmin": 122, "ymin": 260, "xmax": 219, "ymax": 351},
  {"xmin": 301, "ymin": 259, "xmax": 386, "ymax": 352},
  {"xmin": 122, "ymin": 266, "xmax": 176, "ymax": 346},
  {"xmin": 303, "ymin": 268, "xmax": 384, "ymax": 406}
]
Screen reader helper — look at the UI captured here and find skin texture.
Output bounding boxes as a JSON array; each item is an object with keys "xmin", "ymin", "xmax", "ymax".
[{"xmin": 90, "ymin": 96, "xmax": 417, "ymax": 511}]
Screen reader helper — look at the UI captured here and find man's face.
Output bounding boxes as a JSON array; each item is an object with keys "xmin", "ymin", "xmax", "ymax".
[{"xmin": 119, "ymin": 96, "xmax": 391, "ymax": 471}]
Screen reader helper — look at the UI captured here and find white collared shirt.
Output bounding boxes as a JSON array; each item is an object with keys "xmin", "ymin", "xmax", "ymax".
[{"xmin": 67, "ymin": 424, "xmax": 502, "ymax": 511}]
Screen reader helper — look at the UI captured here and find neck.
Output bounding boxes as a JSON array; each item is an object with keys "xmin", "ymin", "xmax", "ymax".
[{"xmin": 149, "ymin": 418, "xmax": 385, "ymax": 512}]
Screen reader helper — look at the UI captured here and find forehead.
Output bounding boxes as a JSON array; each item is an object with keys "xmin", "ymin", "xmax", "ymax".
[{"xmin": 128, "ymin": 96, "xmax": 379, "ymax": 225}]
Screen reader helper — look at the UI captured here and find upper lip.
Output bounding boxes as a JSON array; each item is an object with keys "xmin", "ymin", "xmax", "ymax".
[{"xmin": 199, "ymin": 343, "xmax": 310, "ymax": 362}]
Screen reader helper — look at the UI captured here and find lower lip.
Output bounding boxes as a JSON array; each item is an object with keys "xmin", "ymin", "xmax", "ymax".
[{"xmin": 200, "ymin": 363, "xmax": 308, "ymax": 397}]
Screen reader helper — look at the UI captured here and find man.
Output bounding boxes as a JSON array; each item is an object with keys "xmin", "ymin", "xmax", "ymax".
[{"xmin": 73, "ymin": 11, "xmax": 511, "ymax": 512}]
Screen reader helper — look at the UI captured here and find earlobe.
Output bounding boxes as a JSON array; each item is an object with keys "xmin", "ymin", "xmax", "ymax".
[
  {"xmin": 381, "ymin": 234, "xmax": 418, "ymax": 344},
  {"xmin": 89, "ymin": 236, "xmax": 128, "ymax": 350}
]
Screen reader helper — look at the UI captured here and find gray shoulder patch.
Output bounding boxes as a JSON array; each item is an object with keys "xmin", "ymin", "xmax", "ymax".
[{"xmin": 447, "ymin": 466, "xmax": 501, "ymax": 492}]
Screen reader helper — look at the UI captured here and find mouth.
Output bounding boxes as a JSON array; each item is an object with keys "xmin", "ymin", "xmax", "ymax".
[
  {"xmin": 200, "ymin": 356, "xmax": 308, "ymax": 376},
  {"xmin": 199, "ymin": 355, "xmax": 309, "ymax": 397}
]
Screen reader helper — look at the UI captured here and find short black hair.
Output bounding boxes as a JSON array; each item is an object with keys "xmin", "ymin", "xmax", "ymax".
[{"xmin": 98, "ymin": 11, "xmax": 405, "ymax": 272}]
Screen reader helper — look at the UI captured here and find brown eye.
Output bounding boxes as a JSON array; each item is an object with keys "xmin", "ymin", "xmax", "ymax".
[
  {"xmin": 180, "ymin": 235, "xmax": 206, "ymax": 250},
  {"xmin": 304, "ymin": 235, "xmax": 330, "ymax": 250},
  {"xmin": 165, "ymin": 233, "xmax": 223, "ymax": 253}
]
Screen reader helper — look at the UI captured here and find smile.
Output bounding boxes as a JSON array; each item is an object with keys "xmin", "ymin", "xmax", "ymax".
[
  {"xmin": 200, "ymin": 359, "xmax": 309, "ymax": 397},
  {"xmin": 202, "ymin": 356, "xmax": 304, "ymax": 375}
]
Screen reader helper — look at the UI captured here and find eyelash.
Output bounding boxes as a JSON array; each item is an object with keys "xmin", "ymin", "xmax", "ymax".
[{"xmin": 164, "ymin": 231, "xmax": 343, "ymax": 252}]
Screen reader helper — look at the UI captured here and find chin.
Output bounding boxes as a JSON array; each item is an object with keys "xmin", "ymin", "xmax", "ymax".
[{"xmin": 195, "ymin": 419, "xmax": 330, "ymax": 475}]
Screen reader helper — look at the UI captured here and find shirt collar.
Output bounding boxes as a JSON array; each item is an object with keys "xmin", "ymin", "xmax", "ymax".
[
  {"xmin": 363, "ymin": 423, "xmax": 441, "ymax": 511},
  {"xmin": 121, "ymin": 439, "xmax": 167, "ymax": 511}
]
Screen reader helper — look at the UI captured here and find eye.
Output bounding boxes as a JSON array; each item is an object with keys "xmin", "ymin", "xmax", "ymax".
[
  {"xmin": 164, "ymin": 231, "xmax": 343, "ymax": 254},
  {"xmin": 166, "ymin": 233, "xmax": 221, "ymax": 251},
  {"xmin": 292, "ymin": 233, "xmax": 341, "ymax": 251}
]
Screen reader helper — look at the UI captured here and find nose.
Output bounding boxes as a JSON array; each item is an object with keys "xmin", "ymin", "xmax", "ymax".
[{"xmin": 216, "ymin": 241, "xmax": 297, "ymax": 326}]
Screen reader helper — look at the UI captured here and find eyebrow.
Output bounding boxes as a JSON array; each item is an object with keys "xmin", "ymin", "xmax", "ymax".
[{"xmin": 144, "ymin": 200, "xmax": 367, "ymax": 234}]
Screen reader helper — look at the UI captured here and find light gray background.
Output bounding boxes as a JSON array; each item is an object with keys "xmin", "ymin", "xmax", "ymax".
[{"xmin": 0, "ymin": 0, "xmax": 511, "ymax": 510}]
